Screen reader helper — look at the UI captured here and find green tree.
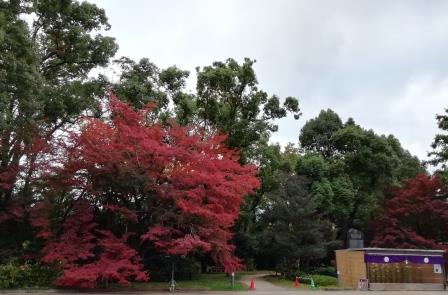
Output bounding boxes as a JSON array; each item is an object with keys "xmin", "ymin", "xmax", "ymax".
[
  {"xmin": 297, "ymin": 110, "xmax": 424, "ymax": 245},
  {"xmin": 428, "ymin": 108, "xmax": 448, "ymax": 169},
  {"xmin": 112, "ymin": 57, "xmax": 191, "ymax": 123},
  {"xmin": 299, "ymin": 109, "xmax": 343, "ymax": 159},
  {"xmin": 233, "ymin": 143, "xmax": 299, "ymax": 267},
  {"xmin": 296, "ymin": 153, "xmax": 329, "ymax": 180},
  {"xmin": 0, "ymin": 0, "xmax": 117, "ymax": 259},
  {"xmin": 311, "ymin": 176, "xmax": 355, "ymax": 227},
  {"xmin": 192, "ymin": 58, "xmax": 301, "ymax": 266},
  {"xmin": 194, "ymin": 58, "xmax": 300, "ymax": 162},
  {"xmin": 112, "ymin": 57, "xmax": 301, "ymax": 156},
  {"xmin": 34, "ymin": 0, "xmax": 117, "ymax": 127},
  {"xmin": 257, "ymin": 173, "xmax": 329, "ymax": 275},
  {"xmin": 0, "ymin": 0, "xmax": 117, "ymax": 205},
  {"xmin": 1, "ymin": 0, "xmax": 41, "ymax": 207}
]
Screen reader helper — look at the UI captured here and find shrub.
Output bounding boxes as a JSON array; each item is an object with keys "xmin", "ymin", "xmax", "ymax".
[
  {"xmin": 0, "ymin": 262, "xmax": 59, "ymax": 289},
  {"xmin": 290, "ymin": 273, "xmax": 338, "ymax": 286},
  {"xmin": 310, "ymin": 274, "xmax": 338, "ymax": 286}
]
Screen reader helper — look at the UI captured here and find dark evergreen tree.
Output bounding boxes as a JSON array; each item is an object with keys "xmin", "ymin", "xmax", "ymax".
[{"xmin": 257, "ymin": 173, "xmax": 329, "ymax": 275}]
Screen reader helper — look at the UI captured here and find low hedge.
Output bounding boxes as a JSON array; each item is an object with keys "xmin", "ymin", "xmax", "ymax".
[
  {"xmin": 291, "ymin": 273, "xmax": 338, "ymax": 287},
  {"xmin": 309, "ymin": 274, "xmax": 338, "ymax": 286}
]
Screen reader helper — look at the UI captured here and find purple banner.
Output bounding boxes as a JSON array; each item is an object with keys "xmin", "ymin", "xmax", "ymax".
[{"xmin": 365, "ymin": 254, "xmax": 444, "ymax": 265}]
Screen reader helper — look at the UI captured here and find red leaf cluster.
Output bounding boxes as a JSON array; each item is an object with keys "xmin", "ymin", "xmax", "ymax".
[
  {"xmin": 104, "ymin": 204, "xmax": 138, "ymax": 223},
  {"xmin": 371, "ymin": 174, "xmax": 448, "ymax": 250},
  {"xmin": 1, "ymin": 131, "xmax": 53, "ymax": 225},
  {"xmin": 57, "ymin": 229, "xmax": 148, "ymax": 288},
  {"xmin": 0, "ymin": 201, "xmax": 24, "ymax": 224},
  {"xmin": 31, "ymin": 94, "xmax": 259, "ymax": 287},
  {"xmin": 32, "ymin": 201, "xmax": 148, "ymax": 288},
  {"xmin": 0, "ymin": 166, "xmax": 18, "ymax": 191}
]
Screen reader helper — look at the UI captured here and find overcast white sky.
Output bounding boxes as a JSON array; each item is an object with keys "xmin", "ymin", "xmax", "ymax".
[{"xmin": 90, "ymin": 0, "xmax": 448, "ymax": 162}]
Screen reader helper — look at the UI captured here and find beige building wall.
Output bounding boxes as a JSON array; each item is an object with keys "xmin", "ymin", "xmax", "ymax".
[{"xmin": 335, "ymin": 249, "xmax": 367, "ymax": 289}]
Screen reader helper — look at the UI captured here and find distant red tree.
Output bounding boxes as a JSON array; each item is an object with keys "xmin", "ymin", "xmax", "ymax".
[
  {"xmin": 31, "ymin": 94, "xmax": 259, "ymax": 287},
  {"xmin": 371, "ymin": 174, "xmax": 448, "ymax": 249}
]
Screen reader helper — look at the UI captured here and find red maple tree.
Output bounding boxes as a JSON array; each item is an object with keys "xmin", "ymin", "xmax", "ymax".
[
  {"xmin": 370, "ymin": 174, "xmax": 448, "ymax": 249},
  {"xmin": 0, "ymin": 136, "xmax": 52, "ymax": 223},
  {"xmin": 31, "ymin": 201, "xmax": 148, "ymax": 288},
  {"xmin": 31, "ymin": 94, "xmax": 259, "ymax": 287}
]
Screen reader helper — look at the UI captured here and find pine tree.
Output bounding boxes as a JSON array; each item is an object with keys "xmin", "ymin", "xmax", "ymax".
[{"xmin": 258, "ymin": 173, "xmax": 329, "ymax": 275}]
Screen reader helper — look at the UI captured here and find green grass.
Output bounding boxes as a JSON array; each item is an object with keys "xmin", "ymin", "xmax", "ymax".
[
  {"xmin": 263, "ymin": 274, "xmax": 343, "ymax": 290},
  {"xmin": 131, "ymin": 273, "xmax": 248, "ymax": 291}
]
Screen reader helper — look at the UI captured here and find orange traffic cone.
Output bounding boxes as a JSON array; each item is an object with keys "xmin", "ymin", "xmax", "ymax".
[
  {"xmin": 294, "ymin": 276, "xmax": 300, "ymax": 288},
  {"xmin": 249, "ymin": 278, "xmax": 255, "ymax": 290}
]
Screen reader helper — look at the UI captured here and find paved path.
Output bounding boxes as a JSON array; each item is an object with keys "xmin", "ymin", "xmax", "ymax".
[{"xmin": 241, "ymin": 273, "xmax": 290, "ymax": 292}]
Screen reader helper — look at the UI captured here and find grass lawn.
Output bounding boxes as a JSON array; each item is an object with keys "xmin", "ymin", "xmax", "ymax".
[
  {"xmin": 130, "ymin": 273, "xmax": 248, "ymax": 291},
  {"xmin": 263, "ymin": 275, "xmax": 345, "ymax": 290}
]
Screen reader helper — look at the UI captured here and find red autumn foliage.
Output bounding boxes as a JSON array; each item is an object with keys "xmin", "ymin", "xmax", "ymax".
[
  {"xmin": 1, "ymin": 132, "xmax": 53, "ymax": 225},
  {"xmin": 0, "ymin": 166, "xmax": 18, "ymax": 191},
  {"xmin": 0, "ymin": 201, "xmax": 24, "ymax": 224},
  {"xmin": 104, "ymin": 204, "xmax": 138, "ymax": 223},
  {"xmin": 32, "ymin": 201, "xmax": 148, "ymax": 288},
  {"xmin": 370, "ymin": 174, "xmax": 448, "ymax": 249},
  {"xmin": 56, "ymin": 229, "xmax": 148, "ymax": 288},
  {"xmin": 31, "ymin": 94, "xmax": 259, "ymax": 287}
]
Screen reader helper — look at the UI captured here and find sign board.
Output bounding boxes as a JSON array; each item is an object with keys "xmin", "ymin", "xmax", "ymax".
[
  {"xmin": 358, "ymin": 278, "xmax": 368, "ymax": 290},
  {"xmin": 434, "ymin": 264, "xmax": 442, "ymax": 274}
]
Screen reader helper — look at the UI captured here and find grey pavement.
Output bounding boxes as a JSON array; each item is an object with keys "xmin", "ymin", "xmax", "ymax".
[{"xmin": 241, "ymin": 273, "xmax": 289, "ymax": 292}]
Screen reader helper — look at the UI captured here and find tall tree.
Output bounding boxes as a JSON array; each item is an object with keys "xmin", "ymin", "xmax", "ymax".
[
  {"xmin": 0, "ymin": 0, "xmax": 117, "ymax": 259},
  {"xmin": 194, "ymin": 58, "xmax": 300, "ymax": 162},
  {"xmin": 112, "ymin": 57, "xmax": 190, "ymax": 122},
  {"xmin": 193, "ymin": 58, "xmax": 302, "ymax": 266},
  {"xmin": 299, "ymin": 109, "xmax": 343, "ymax": 159},
  {"xmin": 111, "ymin": 57, "xmax": 302, "ymax": 267},
  {"xmin": 257, "ymin": 173, "xmax": 329, "ymax": 275},
  {"xmin": 233, "ymin": 143, "xmax": 299, "ymax": 267},
  {"xmin": 0, "ymin": 0, "xmax": 117, "ymax": 208},
  {"xmin": 297, "ymin": 110, "xmax": 424, "ymax": 245},
  {"xmin": 30, "ymin": 96, "xmax": 260, "ymax": 287},
  {"xmin": 428, "ymin": 108, "xmax": 448, "ymax": 169},
  {"xmin": 0, "ymin": 0, "xmax": 42, "ymax": 208}
]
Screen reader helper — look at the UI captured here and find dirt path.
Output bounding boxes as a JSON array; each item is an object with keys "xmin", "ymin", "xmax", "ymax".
[{"xmin": 241, "ymin": 273, "xmax": 291, "ymax": 292}]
